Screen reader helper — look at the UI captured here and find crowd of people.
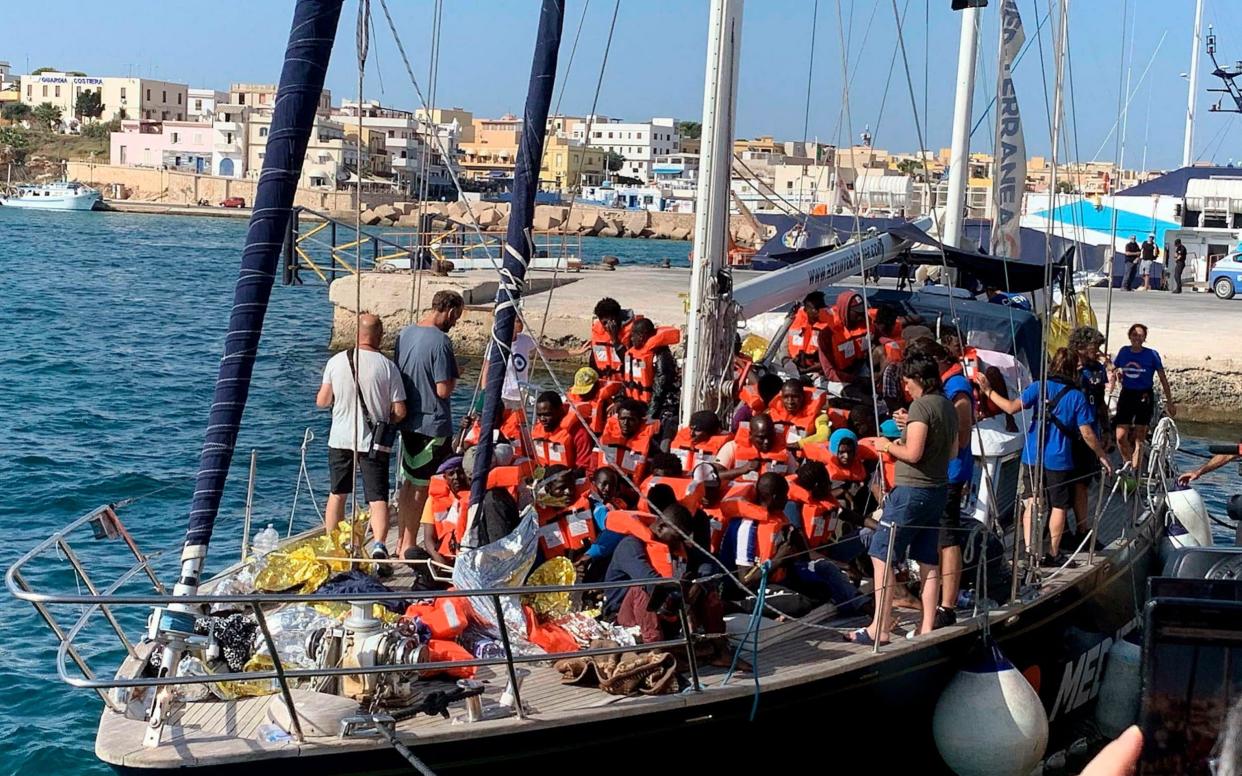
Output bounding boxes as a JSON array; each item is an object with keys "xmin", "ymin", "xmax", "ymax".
[{"xmin": 316, "ymin": 287, "xmax": 1177, "ymax": 646}]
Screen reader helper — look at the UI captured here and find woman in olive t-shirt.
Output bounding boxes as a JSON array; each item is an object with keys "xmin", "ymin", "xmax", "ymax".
[{"xmin": 849, "ymin": 354, "xmax": 958, "ymax": 645}]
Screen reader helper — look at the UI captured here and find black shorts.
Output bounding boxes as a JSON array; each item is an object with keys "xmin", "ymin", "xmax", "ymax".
[
  {"xmin": 1114, "ymin": 388, "xmax": 1154, "ymax": 427},
  {"xmin": 329, "ymin": 447, "xmax": 391, "ymax": 504},
  {"xmin": 940, "ymin": 481, "xmax": 967, "ymax": 549},
  {"xmin": 1071, "ymin": 438, "xmax": 1101, "ymax": 482},
  {"xmin": 400, "ymin": 431, "xmax": 450, "ymax": 487},
  {"xmin": 1020, "ymin": 464, "xmax": 1073, "ymax": 510}
]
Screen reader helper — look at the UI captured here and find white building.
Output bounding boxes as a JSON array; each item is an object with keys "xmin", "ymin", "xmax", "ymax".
[
  {"xmin": 0, "ymin": 61, "xmax": 15, "ymax": 91},
  {"xmin": 211, "ymin": 102, "xmax": 250, "ymax": 178},
  {"xmin": 336, "ymin": 99, "xmax": 456, "ymax": 197},
  {"xmin": 188, "ymin": 88, "xmax": 227, "ymax": 124},
  {"xmin": 652, "ymin": 153, "xmax": 699, "ymax": 188},
  {"xmin": 573, "ymin": 115, "xmax": 679, "ymax": 182}
]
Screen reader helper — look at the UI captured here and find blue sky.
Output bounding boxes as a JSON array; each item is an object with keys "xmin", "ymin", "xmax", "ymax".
[{"xmin": 3, "ymin": 0, "xmax": 1240, "ymax": 169}]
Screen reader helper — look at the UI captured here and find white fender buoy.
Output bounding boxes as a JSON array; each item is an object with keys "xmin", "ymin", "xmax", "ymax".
[
  {"xmin": 1095, "ymin": 639, "xmax": 1142, "ymax": 739},
  {"xmin": 1167, "ymin": 488, "xmax": 1214, "ymax": 548},
  {"xmin": 933, "ymin": 638, "xmax": 1049, "ymax": 776}
]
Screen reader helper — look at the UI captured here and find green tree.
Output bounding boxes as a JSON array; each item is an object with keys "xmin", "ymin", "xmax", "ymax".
[
  {"xmin": 66, "ymin": 70, "xmax": 87, "ymax": 77},
  {"xmin": 1, "ymin": 102, "xmax": 33, "ymax": 123},
  {"xmin": 605, "ymin": 151, "xmax": 625, "ymax": 172},
  {"xmin": 896, "ymin": 158, "xmax": 924, "ymax": 176},
  {"xmin": 81, "ymin": 118, "xmax": 119, "ymax": 140},
  {"xmin": 0, "ymin": 125, "xmax": 33, "ymax": 163},
  {"xmin": 30, "ymin": 66, "xmax": 58, "ymax": 75},
  {"xmin": 32, "ymin": 102, "xmax": 63, "ymax": 130},
  {"xmin": 75, "ymin": 90, "xmax": 105, "ymax": 120},
  {"xmin": 1055, "ymin": 179, "xmax": 1075, "ymax": 194},
  {"xmin": 676, "ymin": 120, "xmax": 701, "ymax": 140}
]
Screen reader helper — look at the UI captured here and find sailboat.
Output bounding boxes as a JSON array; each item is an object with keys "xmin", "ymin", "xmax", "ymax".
[{"xmin": 5, "ymin": 1, "xmax": 1201, "ymax": 773}]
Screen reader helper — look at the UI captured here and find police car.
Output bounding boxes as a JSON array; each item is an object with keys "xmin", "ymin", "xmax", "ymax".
[{"xmin": 1210, "ymin": 251, "xmax": 1242, "ymax": 300}]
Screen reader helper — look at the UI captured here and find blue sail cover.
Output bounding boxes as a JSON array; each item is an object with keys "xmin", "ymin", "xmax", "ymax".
[
  {"xmin": 185, "ymin": 0, "xmax": 344, "ymax": 547},
  {"xmin": 470, "ymin": 0, "xmax": 565, "ymax": 507}
]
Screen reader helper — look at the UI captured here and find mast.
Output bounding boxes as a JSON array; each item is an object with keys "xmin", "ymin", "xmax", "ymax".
[
  {"xmin": 680, "ymin": 0, "xmax": 743, "ymax": 426},
  {"xmin": 147, "ymin": 0, "xmax": 343, "ymax": 745},
  {"xmin": 469, "ymin": 0, "xmax": 564, "ymax": 507},
  {"xmin": 1183, "ymin": 0, "xmax": 1204, "ymax": 167},
  {"xmin": 942, "ymin": 3, "xmax": 983, "ymax": 248}
]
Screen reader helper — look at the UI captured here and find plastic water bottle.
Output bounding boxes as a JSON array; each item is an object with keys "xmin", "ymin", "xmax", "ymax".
[
  {"xmin": 256, "ymin": 722, "xmax": 292, "ymax": 744},
  {"xmin": 252, "ymin": 524, "xmax": 280, "ymax": 558}
]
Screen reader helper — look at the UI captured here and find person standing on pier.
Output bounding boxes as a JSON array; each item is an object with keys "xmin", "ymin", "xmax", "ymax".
[
  {"xmin": 1139, "ymin": 235, "xmax": 1160, "ymax": 291},
  {"xmin": 1170, "ymin": 238, "xmax": 1187, "ymax": 294},
  {"xmin": 316, "ymin": 313, "xmax": 407, "ymax": 563},
  {"xmin": 1122, "ymin": 236, "xmax": 1141, "ymax": 291},
  {"xmin": 395, "ymin": 290, "xmax": 464, "ymax": 561}
]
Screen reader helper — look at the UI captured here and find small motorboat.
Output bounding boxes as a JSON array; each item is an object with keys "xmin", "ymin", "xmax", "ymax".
[{"xmin": 0, "ymin": 180, "xmax": 102, "ymax": 211}]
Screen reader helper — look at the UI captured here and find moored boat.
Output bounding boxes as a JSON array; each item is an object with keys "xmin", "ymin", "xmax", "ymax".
[{"xmin": 0, "ymin": 180, "xmax": 102, "ymax": 211}]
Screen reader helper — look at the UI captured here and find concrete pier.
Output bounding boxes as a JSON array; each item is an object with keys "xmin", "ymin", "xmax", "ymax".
[{"xmin": 327, "ymin": 269, "xmax": 1242, "ymax": 422}]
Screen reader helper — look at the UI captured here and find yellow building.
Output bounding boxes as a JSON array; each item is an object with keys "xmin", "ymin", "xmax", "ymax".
[{"xmin": 539, "ymin": 134, "xmax": 606, "ymax": 191}]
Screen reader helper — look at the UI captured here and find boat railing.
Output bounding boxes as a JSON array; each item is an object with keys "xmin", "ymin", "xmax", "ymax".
[{"xmin": 6, "ymin": 501, "xmax": 703, "ymax": 734}]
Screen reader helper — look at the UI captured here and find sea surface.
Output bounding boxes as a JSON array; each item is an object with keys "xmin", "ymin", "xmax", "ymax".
[{"xmin": 1, "ymin": 207, "xmax": 1239, "ymax": 774}]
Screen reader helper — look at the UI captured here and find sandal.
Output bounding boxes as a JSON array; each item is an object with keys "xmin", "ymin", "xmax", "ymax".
[{"xmin": 847, "ymin": 627, "xmax": 888, "ymax": 646}]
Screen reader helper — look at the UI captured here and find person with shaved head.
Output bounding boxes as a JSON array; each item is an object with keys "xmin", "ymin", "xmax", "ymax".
[{"xmin": 317, "ymin": 313, "xmax": 407, "ymax": 569}]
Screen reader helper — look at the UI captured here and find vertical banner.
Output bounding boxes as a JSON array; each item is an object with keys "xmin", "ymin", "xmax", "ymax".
[{"xmin": 991, "ymin": 0, "xmax": 1026, "ymax": 258}]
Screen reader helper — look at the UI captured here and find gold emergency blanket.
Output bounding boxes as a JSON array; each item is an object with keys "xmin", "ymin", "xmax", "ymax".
[
  {"xmin": 523, "ymin": 557, "xmax": 576, "ymax": 617},
  {"xmin": 253, "ymin": 519, "xmax": 372, "ymax": 594},
  {"xmin": 1045, "ymin": 292, "xmax": 1098, "ymax": 357},
  {"xmin": 554, "ymin": 639, "xmax": 679, "ymax": 696}
]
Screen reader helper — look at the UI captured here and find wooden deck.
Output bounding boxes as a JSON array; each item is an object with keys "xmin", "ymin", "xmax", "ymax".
[{"xmin": 97, "ymin": 479, "xmax": 1152, "ymax": 769}]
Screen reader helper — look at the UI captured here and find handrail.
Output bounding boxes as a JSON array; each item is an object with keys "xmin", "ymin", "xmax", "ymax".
[{"xmin": 12, "ymin": 502, "xmax": 705, "ymax": 715}]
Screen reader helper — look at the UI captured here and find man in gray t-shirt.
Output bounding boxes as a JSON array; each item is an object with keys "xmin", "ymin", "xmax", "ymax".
[{"xmin": 394, "ymin": 290, "xmax": 464, "ymax": 559}]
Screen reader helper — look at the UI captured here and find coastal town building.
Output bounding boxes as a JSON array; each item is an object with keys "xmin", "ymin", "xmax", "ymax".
[
  {"xmin": 109, "ymin": 119, "xmax": 213, "ymax": 173},
  {"xmin": 538, "ymin": 133, "xmax": 606, "ymax": 191},
  {"xmin": 187, "ymin": 88, "xmax": 227, "ymax": 124},
  {"xmin": 211, "ymin": 102, "xmax": 250, "ymax": 178},
  {"xmin": 459, "ymin": 114, "xmax": 522, "ymax": 182},
  {"xmin": 335, "ymin": 99, "xmax": 457, "ymax": 197},
  {"xmin": 229, "ymin": 83, "xmax": 331, "ymax": 115},
  {"xmin": 652, "ymin": 153, "xmax": 699, "ymax": 186},
  {"xmin": 0, "ymin": 61, "xmax": 15, "ymax": 90},
  {"xmin": 17, "ymin": 70, "xmax": 189, "ymax": 129},
  {"xmin": 246, "ymin": 110, "xmax": 354, "ymax": 188},
  {"xmin": 573, "ymin": 115, "xmax": 679, "ymax": 182}
]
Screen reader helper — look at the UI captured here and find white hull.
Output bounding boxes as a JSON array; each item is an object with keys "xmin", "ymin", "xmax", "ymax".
[{"xmin": 1, "ymin": 188, "xmax": 101, "ymax": 211}]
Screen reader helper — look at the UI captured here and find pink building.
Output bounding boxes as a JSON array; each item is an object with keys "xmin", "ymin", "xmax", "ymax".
[{"xmin": 109, "ymin": 120, "xmax": 214, "ymax": 173}]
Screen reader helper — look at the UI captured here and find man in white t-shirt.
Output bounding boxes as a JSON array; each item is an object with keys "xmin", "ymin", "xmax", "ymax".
[
  {"xmin": 316, "ymin": 314, "xmax": 407, "ymax": 562},
  {"xmin": 484, "ymin": 315, "xmax": 577, "ymax": 406}
]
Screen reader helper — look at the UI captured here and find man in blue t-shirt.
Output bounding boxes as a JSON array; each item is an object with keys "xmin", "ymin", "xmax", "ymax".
[
  {"xmin": 1111, "ymin": 323, "xmax": 1176, "ymax": 471},
  {"xmin": 975, "ymin": 351, "xmax": 1112, "ymax": 566}
]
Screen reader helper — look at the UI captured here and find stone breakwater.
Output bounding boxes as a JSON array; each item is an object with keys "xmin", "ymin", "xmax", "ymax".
[{"xmin": 346, "ymin": 200, "xmax": 767, "ymax": 246}]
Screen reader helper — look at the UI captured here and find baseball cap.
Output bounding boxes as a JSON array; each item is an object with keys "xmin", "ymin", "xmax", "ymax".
[{"xmin": 569, "ymin": 367, "xmax": 599, "ymax": 395}]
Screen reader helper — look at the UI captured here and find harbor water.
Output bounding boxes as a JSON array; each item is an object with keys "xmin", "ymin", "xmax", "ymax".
[{"xmin": 1, "ymin": 207, "xmax": 1239, "ymax": 774}]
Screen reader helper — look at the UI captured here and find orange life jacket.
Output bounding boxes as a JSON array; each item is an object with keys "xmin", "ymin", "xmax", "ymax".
[
  {"xmin": 858, "ymin": 437, "xmax": 897, "ymax": 491},
  {"xmin": 737, "ymin": 383, "xmax": 768, "ymax": 413},
  {"xmin": 730, "ymin": 425, "xmax": 795, "ymax": 481},
  {"xmin": 640, "ymin": 475, "xmax": 704, "ymax": 513},
  {"xmin": 622, "ymin": 326, "xmax": 681, "ymax": 404},
  {"xmin": 668, "ymin": 426, "xmax": 732, "ymax": 473},
  {"xmin": 403, "ymin": 595, "xmax": 475, "ymax": 640},
  {"xmin": 822, "ymin": 292, "xmax": 870, "ymax": 374},
  {"xmin": 536, "ymin": 491, "xmax": 597, "ymax": 559},
  {"xmin": 700, "ymin": 481, "xmax": 752, "ymax": 554},
  {"xmin": 568, "ymin": 380, "xmax": 623, "ymax": 435},
  {"xmin": 787, "ymin": 307, "xmax": 831, "ymax": 368},
  {"xmin": 604, "ymin": 510, "xmax": 686, "ymax": 578},
  {"xmin": 826, "ymin": 406, "xmax": 851, "ymax": 431},
  {"xmin": 465, "ymin": 407, "xmax": 528, "ymax": 456},
  {"xmin": 427, "ymin": 475, "xmax": 470, "ymax": 558},
  {"xmin": 785, "ymin": 478, "xmax": 840, "ymax": 549},
  {"xmin": 595, "ymin": 415, "xmax": 659, "ymax": 482},
  {"xmin": 802, "ymin": 443, "xmax": 869, "ymax": 484},
  {"xmin": 590, "ymin": 316, "xmax": 639, "ymax": 382},
  {"xmin": 716, "ymin": 494, "xmax": 787, "ymax": 579},
  {"xmin": 768, "ymin": 387, "xmax": 827, "ymax": 446},
  {"xmin": 530, "ymin": 410, "xmax": 584, "ymax": 469},
  {"xmin": 868, "ymin": 307, "xmax": 903, "ymax": 342}
]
